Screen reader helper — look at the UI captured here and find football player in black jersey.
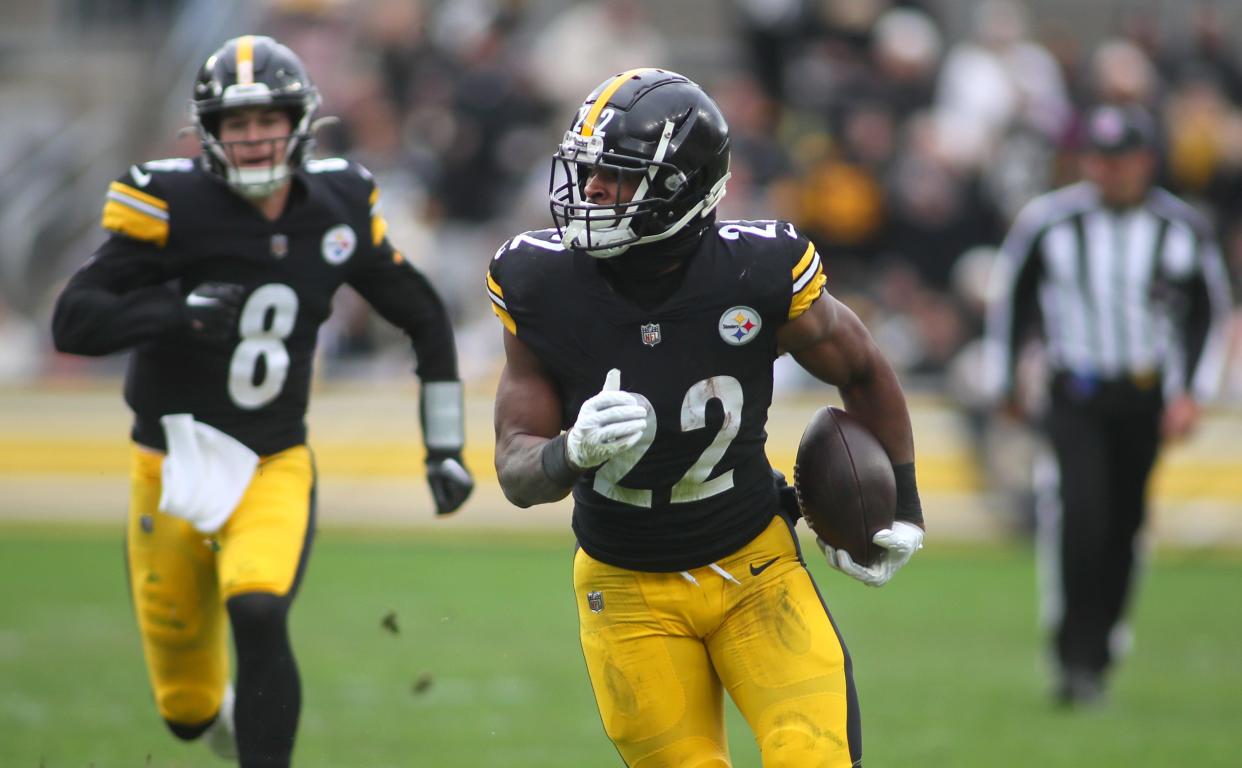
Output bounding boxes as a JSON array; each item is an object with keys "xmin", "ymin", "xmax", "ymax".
[
  {"xmin": 490, "ymin": 69, "xmax": 926, "ymax": 766},
  {"xmin": 51, "ymin": 36, "xmax": 473, "ymax": 766}
]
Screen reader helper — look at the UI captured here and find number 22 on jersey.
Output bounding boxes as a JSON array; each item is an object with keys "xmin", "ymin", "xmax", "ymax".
[{"xmin": 594, "ymin": 375, "xmax": 743, "ymax": 507}]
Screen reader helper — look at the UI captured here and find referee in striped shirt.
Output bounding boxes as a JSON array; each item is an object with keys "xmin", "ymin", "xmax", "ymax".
[{"xmin": 985, "ymin": 103, "xmax": 1233, "ymax": 707}]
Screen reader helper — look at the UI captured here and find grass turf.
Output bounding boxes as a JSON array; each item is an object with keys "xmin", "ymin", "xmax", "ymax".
[{"xmin": 1, "ymin": 526, "xmax": 1237, "ymax": 767}]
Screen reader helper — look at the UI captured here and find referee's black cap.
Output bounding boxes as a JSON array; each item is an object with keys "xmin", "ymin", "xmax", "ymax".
[{"xmin": 1084, "ymin": 104, "xmax": 1156, "ymax": 154}]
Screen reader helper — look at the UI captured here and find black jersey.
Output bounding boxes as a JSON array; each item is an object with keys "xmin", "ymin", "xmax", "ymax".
[
  {"xmin": 488, "ymin": 220, "xmax": 826, "ymax": 571},
  {"xmin": 52, "ymin": 158, "xmax": 457, "ymax": 455}
]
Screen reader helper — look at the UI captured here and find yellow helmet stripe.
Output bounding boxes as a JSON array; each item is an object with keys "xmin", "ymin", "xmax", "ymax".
[
  {"xmin": 579, "ymin": 68, "xmax": 654, "ymax": 137},
  {"xmin": 236, "ymin": 35, "xmax": 255, "ymax": 85}
]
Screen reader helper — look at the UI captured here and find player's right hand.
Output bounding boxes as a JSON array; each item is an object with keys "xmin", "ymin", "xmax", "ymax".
[
  {"xmin": 565, "ymin": 368, "xmax": 648, "ymax": 470},
  {"xmin": 185, "ymin": 282, "xmax": 245, "ymax": 345},
  {"xmin": 817, "ymin": 521, "xmax": 924, "ymax": 587}
]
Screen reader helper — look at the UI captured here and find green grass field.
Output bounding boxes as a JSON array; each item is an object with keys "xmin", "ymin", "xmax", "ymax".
[{"xmin": 2, "ymin": 525, "xmax": 1238, "ymax": 767}]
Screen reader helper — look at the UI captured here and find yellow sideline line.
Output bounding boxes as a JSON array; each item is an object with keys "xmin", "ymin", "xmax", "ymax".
[{"xmin": 0, "ymin": 440, "xmax": 1239, "ymax": 501}]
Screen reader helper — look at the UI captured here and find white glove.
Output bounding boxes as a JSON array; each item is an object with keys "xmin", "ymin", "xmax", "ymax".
[
  {"xmin": 566, "ymin": 368, "xmax": 648, "ymax": 469},
  {"xmin": 818, "ymin": 521, "xmax": 924, "ymax": 587}
]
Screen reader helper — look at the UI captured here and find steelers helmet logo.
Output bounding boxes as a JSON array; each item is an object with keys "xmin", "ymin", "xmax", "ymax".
[
  {"xmin": 321, "ymin": 224, "xmax": 357, "ymax": 265},
  {"xmin": 719, "ymin": 306, "xmax": 762, "ymax": 346}
]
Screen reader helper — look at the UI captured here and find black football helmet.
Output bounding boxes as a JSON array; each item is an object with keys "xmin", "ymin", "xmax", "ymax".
[
  {"xmin": 191, "ymin": 35, "xmax": 321, "ymax": 198},
  {"xmin": 550, "ymin": 68, "xmax": 731, "ymax": 258}
]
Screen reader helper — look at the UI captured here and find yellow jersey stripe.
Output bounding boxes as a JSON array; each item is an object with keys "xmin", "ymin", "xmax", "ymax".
[
  {"xmin": 791, "ymin": 241, "xmax": 816, "ymax": 282},
  {"xmin": 485, "ymin": 273, "xmax": 515, "ymax": 333},
  {"xmin": 102, "ymin": 200, "xmax": 170, "ymax": 246},
  {"xmin": 369, "ymin": 186, "xmax": 380, "ymax": 206},
  {"xmin": 789, "ymin": 266, "xmax": 825, "ymax": 320},
  {"xmin": 108, "ymin": 181, "xmax": 168, "ymax": 212},
  {"xmin": 491, "ymin": 303, "xmax": 516, "ymax": 335},
  {"xmin": 371, "ymin": 213, "xmax": 388, "ymax": 246},
  {"xmin": 237, "ymin": 35, "xmax": 255, "ymax": 85},
  {"xmin": 580, "ymin": 68, "xmax": 653, "ymax": 137},
  {"xmin": 485, "ymin": 272, "xmax": 504, "ymax": 299},
  {"xmin": 792, "ymin": 249, "xmax": 821, "ymax": 294}
]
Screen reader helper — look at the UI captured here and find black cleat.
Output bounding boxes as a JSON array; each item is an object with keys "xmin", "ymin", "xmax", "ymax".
[{"xmin": 1054, "ymin": 668, "xmax": 1106, "ymax": 709}]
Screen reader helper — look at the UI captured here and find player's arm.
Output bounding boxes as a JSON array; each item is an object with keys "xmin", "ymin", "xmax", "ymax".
[
  {"xmin": 52, "ymin": 236, "xmax": 242, "ymax": 354},
  {"xmin": 493, "ymin": 332, "xmax": 647, "ymax": 508},
  {"xmin": 779, "ymin": 292, "xmax": 925, "ymax": 585},
  {"xmin": 349, "ymin": 251, "xmax": 473, "ymax": 515},
  {"xmin": 52, "ymin": 173, "xmax": 242, "ymax": 356},
  {"xmin": 51, "ymin": 238, "xmax": 187, "ymax": 355},
  {"xmin": 494, "ymin": 331, "xmax": 574, "ymax": 508},
  {"xmin": 778, "ymin": 293, "xmax": 919, "ymax": 514}
]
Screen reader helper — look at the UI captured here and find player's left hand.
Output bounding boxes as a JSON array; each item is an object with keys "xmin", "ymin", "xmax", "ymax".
[
  {"xmin": 818, "ymin": 521, "xmax": 924, "ymax": 587},
  {"xmin": 426, "ymin": 453, "xmax": 473, "ymax": 516}
]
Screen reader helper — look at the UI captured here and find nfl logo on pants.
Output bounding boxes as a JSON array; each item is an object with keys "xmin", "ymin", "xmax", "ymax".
[
  {"xmin": 641, "ymin": 323, "xmax": 661, "ymax": 347},
  {"xmin": 587, "ymin": 591, "xmax": 605, "ymax": 613}
]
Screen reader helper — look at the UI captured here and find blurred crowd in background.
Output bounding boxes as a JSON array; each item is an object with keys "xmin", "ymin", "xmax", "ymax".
[{"xmin": 4, "ymin": 0, "xmax": 1242, "ymax": 405}]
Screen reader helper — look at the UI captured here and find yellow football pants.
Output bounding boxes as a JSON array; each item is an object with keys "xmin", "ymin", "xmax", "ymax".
[
  {"xmin": 126, "ymin": 443, "xmax": 315, "ymax": 725},
  {"xmin": 574, "ymin": 515, "xmax": 860, "ymax": 768}
]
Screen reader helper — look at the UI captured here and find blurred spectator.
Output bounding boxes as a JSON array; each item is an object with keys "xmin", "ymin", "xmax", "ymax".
[
  {"xmin": 712, "ymin": 73, "xmax": 798, "ymax": 220},
  {"xmin": 934, "ymin": 0, "xmax": 1070, "ymax": 171},
  {"xmin": 870, "ymin": 6, "xmax": 941, "ymax": 121},
  {"xmin": 527, "ymin": 0, "xmax": 670, "ymax": 118},
  {"xmin": 1088, "ymin": 38, "xmax": 1159, "ymax": 106}
]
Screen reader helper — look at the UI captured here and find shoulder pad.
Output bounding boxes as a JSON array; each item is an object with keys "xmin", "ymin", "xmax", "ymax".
[
  {"xmin": 715, "ymin": 219, "xmax": 802, "ymax": 243},
  {"xmin": 304, "ymin": 157, "xmax": 352, "ymax": 174},
  {"xmin": 487, "ymin": 229, "xmax": 566, "ymax": 336},
  {"xmin": 495, "ymin": 229, "xmax": 564, "ymax": 259}
]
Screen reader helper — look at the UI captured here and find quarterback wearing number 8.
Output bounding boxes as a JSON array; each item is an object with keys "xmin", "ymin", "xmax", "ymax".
[
  {"xmin": 51, "ymin": 36, "xmax": 472, "ymax": 767},
  {"xmin": 491, "ymin": 69, "xmax": 925, "ymax": 767}
]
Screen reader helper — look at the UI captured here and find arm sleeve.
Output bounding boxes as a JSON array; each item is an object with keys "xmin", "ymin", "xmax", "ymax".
[
  {"xmin": 50, "ymin": 236, "xmax": 187, "ymax": 356},
  {"xmin": 347, "ymin": 241, "xmax": 460, "ymax": 382},
  {"xmin": 1180, "ymin": 235, "xmax": 1233, "ymax": 400},
  {"xmin": 984, "ymin": 203, "xmax": 1048, "ymax": 400}
]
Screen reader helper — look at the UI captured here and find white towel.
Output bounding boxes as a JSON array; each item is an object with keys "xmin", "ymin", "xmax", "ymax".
[{"xmin": 158, "ymin": 414, "xmax": 259, "ymax": 534}]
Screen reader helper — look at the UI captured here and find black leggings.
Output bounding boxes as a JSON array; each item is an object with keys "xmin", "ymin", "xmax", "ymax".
[{"xmin": 228, "ymin": 592, "xmax": 301, "ymax": 768}]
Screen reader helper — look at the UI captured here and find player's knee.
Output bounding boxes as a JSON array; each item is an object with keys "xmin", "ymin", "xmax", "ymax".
[
  {"xmin": 226, "ymin": 592, "xmax": 288, "ymax": 636},
  {"xmin": 628, "ymin": 737, "xmax": 729, "ymax": 768},
  {"xmin": 159, "ymin": 688, "xmax": 218, "ymax": 739},
  {"xmin": 760, "ymin": 726, "xmax": 854, "ymax": 768}
]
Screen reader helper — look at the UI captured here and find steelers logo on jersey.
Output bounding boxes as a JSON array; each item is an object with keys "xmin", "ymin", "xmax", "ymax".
[
  {"xmin": 718, "ymin": 306, "xmax": 762, "ymax": 346},
  {"xmin": 321, "ymin": 224, "xmax": 357, "ymax": 265}
]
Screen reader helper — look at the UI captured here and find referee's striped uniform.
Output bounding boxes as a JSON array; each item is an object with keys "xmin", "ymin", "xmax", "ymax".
[{"xmin": 986, "ymin": 179, "xmax": 1232, "ymax": 698}]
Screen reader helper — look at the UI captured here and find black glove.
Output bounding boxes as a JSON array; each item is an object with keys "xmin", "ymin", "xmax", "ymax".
[
  {"xmin": 427, "ymin": 452, "xmax": 474, "ymax": 516},
  {"xmin": 185, "ymin": 282, "xmax": 245, "ymax": 345},
  {"xmin": 771, "ymin": 468, "xmax": 802, "ymax": 523}
]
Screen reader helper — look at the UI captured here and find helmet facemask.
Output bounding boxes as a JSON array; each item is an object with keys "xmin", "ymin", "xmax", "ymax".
[
  {"xmin": 550, "ymin": 118, "xmax": 729, "ymax": 259},
  {"xmin": 195, "ymin": 91, "xmax": 319, "ymax": 199}
]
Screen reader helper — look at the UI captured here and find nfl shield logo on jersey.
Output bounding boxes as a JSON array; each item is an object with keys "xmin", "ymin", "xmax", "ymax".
[
  {"xmin": 587, "ymin": 591, "xmax": 605, "ymax": 613},
  {"xmin": 640, "ymin": 323, "xmax": 662, "ymax": 347}
]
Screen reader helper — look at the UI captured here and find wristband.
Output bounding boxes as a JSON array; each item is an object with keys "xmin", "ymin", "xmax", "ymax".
[
  {"xmin": 420, "ymin": 381, "xmax": 465, "ymax": 454},
  {"xmin": 540, "ymin": 433, "xmax": 581, "ymax": 488},
  {"xmin": 893, "ymin": 462, "xmax": 924, "ymax": 527}
]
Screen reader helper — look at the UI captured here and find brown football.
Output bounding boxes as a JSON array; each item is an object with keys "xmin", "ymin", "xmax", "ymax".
[{"xmin": 793, "ymin": 406, "xmax": 896, "ymax": 567}]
